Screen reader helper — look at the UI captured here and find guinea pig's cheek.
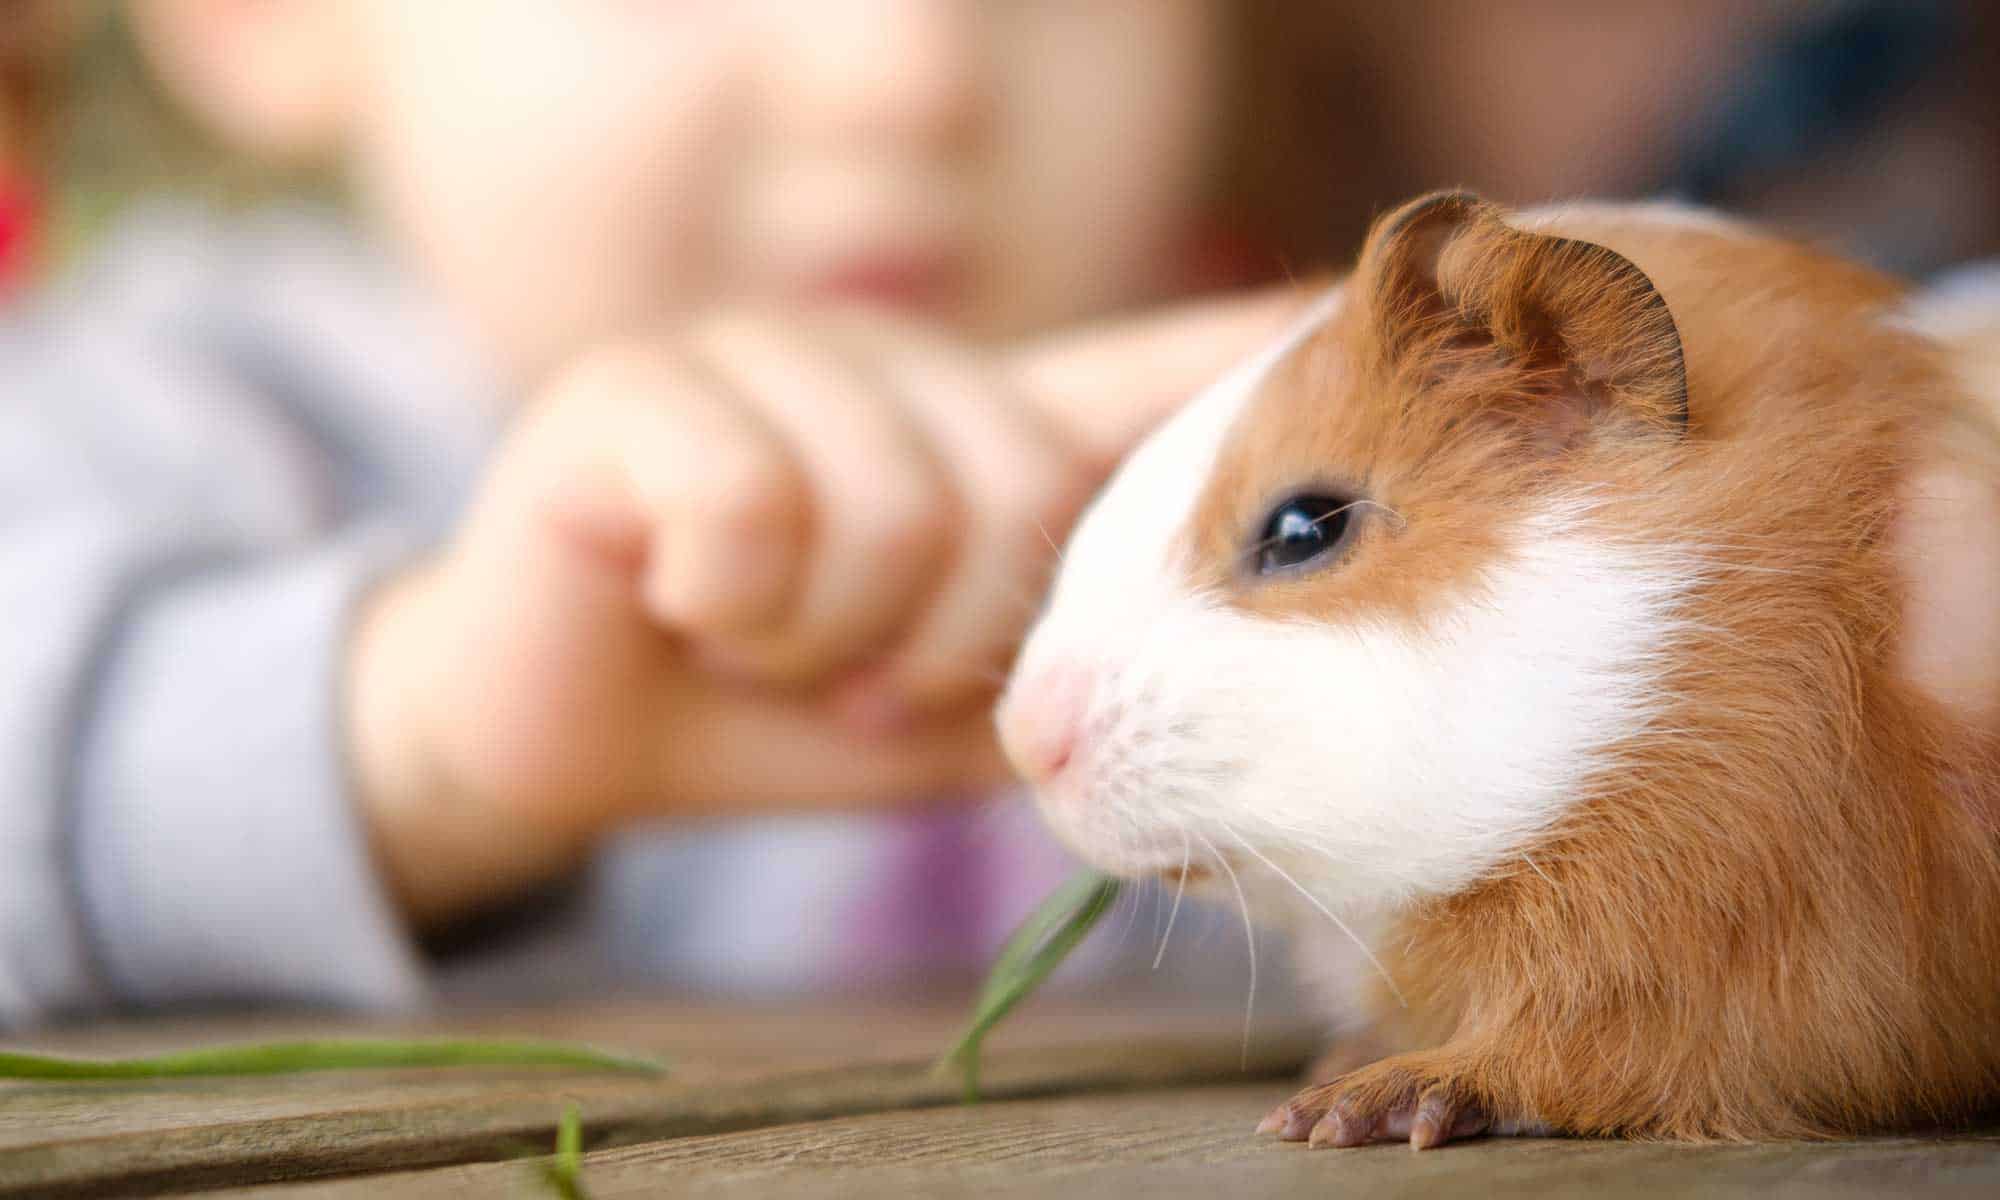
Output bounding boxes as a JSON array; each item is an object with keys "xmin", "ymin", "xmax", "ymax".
[{"xmin": 1200, "ymin": 508, "xmax": 1701, "ymax": 907}]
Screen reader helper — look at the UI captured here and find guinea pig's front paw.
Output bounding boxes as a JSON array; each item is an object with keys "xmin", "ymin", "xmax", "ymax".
[{"xmin": 1256, "ymin": 1052, "xmax": 1492, "ymax": 1150}]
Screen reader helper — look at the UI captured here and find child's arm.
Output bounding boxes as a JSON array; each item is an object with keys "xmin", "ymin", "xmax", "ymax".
[{"xmin": 0, "ymin": 360, "xmax": 430, "ymax": 1027}]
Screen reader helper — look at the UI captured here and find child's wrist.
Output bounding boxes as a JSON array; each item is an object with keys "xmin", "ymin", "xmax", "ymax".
[
  {"xmin": 346, "ymin": 564, "xmax": 458, "ymax": 925},
  {"xmin": 345, "ymin": 563, "xmax": 588, "ymax": 930}
]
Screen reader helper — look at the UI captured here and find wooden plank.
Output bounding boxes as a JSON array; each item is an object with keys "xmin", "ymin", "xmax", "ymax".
[
  {"xmin": 0, "ymin": 1002, "xmax": 1314, "ymax": 1198},
  {"xmin": 208, "ymin": 1084, "xmax": 2000, "ymax": 1200}
]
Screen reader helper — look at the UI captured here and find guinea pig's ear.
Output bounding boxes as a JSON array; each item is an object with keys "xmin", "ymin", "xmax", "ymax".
[
  {"xmin": 1359, "ymin": 190, "xmax": 1489, "ymax": 357},
  {"xmin": 1362, "ymin": 191, "xmax": 1689, "ymax": 450}
]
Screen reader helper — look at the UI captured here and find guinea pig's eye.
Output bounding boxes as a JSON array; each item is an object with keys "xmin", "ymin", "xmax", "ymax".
[{"xmin": 1252, "ymin": 494, "xmax": 1356, "ymax": 575}]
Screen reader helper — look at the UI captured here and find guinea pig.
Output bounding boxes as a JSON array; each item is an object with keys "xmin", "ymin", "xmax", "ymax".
[{"xmin": 997, "ymin": 191, "xmax": 2000, "ymax": 1148}]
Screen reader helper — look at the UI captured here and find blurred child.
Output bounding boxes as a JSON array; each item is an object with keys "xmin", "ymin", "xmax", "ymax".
[{"xmin": 0, "ymin": 0, "xmax": 1317, "ymax": 1023}]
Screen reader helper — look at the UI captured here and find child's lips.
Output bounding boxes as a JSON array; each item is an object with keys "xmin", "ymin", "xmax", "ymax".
[{"xmin": 808, "ymin": 249, "xmax": 965, "ymax": 313}]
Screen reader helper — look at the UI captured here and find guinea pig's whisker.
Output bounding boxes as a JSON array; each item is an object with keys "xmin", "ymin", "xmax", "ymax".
[
  {"xmin": 1149, "ymin": 875, "xmax": 1163, "ymax": 943},
  {"xmin": 1353, "ymin": 497, "xmax": 1410, "ymax": 529},
  {"xmin": 1032, "ymin": 516, "xmax": 1067, "ymax": 565},
  {"xmin": 1240, "ymin": 499, "xmax": 1407, "ymax": 563},
  {"xmin": 1193, "ymin": 828, "xmax": 1256, "ymax": 1066},
  {"xmin": 1218, "ymin": 823, "xmax": 1408, "ymax": 1010},
  {"xmin": 1110, "ymin": 874, "xmax": 1145, "ymax": 949},
  {"xmin": 1152, "ymin": 831, "xmax": 1193, "ymax": 971}
]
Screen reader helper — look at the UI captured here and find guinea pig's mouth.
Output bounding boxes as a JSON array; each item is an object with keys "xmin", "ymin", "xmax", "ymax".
[{"xmin": 1157, "ymin": 863, "xmax": 1216, "ymax": 886}]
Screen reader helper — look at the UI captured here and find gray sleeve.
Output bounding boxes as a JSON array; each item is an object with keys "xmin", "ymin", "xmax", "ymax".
[
  {"xmin": 68, "ymin": 526, "xmax": 430, "ymax": 1014},
  {"xmin": 0, "ymin": 352, "xmax": 429, "ymax": 1026}
]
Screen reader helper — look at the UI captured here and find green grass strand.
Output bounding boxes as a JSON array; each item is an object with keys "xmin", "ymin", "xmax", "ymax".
[
  {"xmin": 0, "ymin": 1038, "xmax": 662, "ymax": 1081},
  {"xmin": 940, "ymin": 870, "xmax": 1121, "ymax": 1102},
  {"xmin": 539, "ymin": 1103, "xmax": 591, "ymax": 1199}
]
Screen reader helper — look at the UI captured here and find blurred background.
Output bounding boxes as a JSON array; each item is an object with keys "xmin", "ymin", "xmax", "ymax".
[{"xmin": 5, "ymin": 0, "xmax": 1999, "ymax": 301}]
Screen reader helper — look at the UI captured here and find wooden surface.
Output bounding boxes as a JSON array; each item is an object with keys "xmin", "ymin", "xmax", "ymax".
[
  {"xmin": 221, "ymin": 1086, "xmax": 2000, "ymax": 1200},
  {"xmin": 3, "ymin": 1001, "xmax": 1999, "ymax": 1198},
  {"xmin": 0, "ymin": 1001, "xmax": 1312, "ymax": 1197}
]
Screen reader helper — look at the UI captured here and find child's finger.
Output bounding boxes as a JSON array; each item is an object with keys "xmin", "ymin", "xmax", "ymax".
[
  {"xmin": 685, "ymin": 318, "xmax": 959, "ymax": 684},
  {"xmin": 841, "ymin": 335, "xmax": 1095, "ymax": 721},
  {"xmin": 524, "ymin": 343, "xmax": 812, "ymax": 634}
]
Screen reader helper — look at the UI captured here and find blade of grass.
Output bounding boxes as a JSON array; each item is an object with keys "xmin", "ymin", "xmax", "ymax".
[
  {"xmin": 0, "ymin": 1038, "xmax": 662, "ymax": 1081},
  {"xmin": 938, "ymin": 869, "xmax": 1121, "ymax": 1103},
  {"xmin": 537, "ymin": 1103, "xmax": 591, "ymax": 1200},
  {"xmin": 557, "ymin": 1101, "xmax": 583, "ymax": 1161}
]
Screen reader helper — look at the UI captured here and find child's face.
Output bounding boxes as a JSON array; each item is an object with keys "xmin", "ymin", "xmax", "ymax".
[{"xmin": 156, "ymin": 0, "xmax": 1225, "ymax": 382}]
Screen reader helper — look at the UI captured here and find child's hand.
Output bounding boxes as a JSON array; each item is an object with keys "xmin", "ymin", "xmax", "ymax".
[{"xmin": 347, "ymin": 293, "xmax": 1304, "ymax": 927}]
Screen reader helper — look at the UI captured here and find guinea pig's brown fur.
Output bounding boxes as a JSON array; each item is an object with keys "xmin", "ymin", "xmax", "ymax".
[{"xmin": 1220, "ymin": 194, "xmax": 2000, "ymax": 1141}]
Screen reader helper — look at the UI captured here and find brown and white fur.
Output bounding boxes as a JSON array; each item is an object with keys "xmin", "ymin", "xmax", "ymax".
[{"xmin": 997, "ymin": 192, "xmax": 2000, "ymax": 1148}]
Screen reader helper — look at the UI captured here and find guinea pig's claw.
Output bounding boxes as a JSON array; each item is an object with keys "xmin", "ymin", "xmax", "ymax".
[
  {"xmin": 1263, "ymin": 1057, "xmax": 1494, "ymax": 1151},
  {"xmin": 1254, "ymin": 1101, "xmax": 1319, "ymax": 1140},
  {"xmin": 1308, "ymin": 1099, "xmax": 1383, "ymax": 1149},
  {"xmin": 1410, "ymin": 1086, "xmax": 1491, "ymax": 1149}
]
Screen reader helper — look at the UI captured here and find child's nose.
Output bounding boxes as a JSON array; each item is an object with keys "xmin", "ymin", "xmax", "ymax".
[
  {"xmin": 998, "ymin": 661, "xmax": 1095, "ymax": 784},
  {"xmin": 780, "ymin": 0, "xmax": 986, "ymax": 150}
]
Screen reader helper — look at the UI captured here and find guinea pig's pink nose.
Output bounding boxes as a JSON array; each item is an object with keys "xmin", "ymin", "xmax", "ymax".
[{"xmin": 999, "ymin": 662, "xmax": 1095, "ymax": 783}]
